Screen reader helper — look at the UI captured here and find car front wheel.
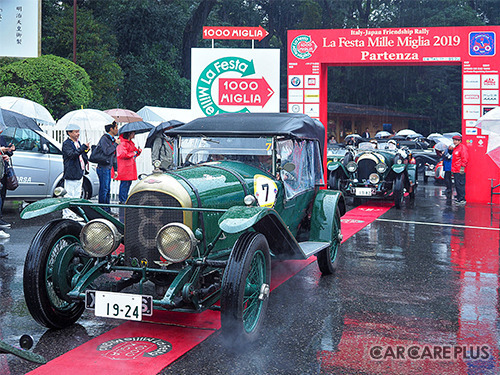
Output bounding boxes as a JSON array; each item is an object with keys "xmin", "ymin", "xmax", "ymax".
[
  {"xmin": 220, "ymin": 232, "xmax": 271, "ymax": 346},
  {"xmin": 393, "ymin": 174, "xmax": 404, "ymax": 209},
  {"xmin": 317, "ymin": 207, "xmax": 342, "ymax": 275},
  {"xmin": 23, "ymin": 219, "xmax": 86, "ymax": 329}
]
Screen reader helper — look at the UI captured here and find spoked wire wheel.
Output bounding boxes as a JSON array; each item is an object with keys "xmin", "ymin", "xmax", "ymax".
[{"xmin": 221, "ymin": 232, "xmax": 271, "ymax": 346}]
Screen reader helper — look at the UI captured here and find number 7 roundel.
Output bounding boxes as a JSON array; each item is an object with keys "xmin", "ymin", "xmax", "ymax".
[{"xmin": 254, "ymin": 174, "xmax": 278, "ymax": 208}]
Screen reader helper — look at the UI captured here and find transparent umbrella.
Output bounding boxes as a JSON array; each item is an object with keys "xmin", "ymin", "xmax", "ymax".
[
  {"xmin": 57, "ymin": 109, "xmax": 115, "ymax": 130},
  {"xmin": 375, "ymin": 131, "xmax": 391, "ymax": 138},
  {"xmin": 476, "ymin": 107, "xmax": 500, "ymax": 168},
  {"xmin": 396, "ymin": 129, "xmax": 418, "ymax": 136},
  {"xmin": 0, "ymin": 96, "xmax": 55, "ymax": 126}
]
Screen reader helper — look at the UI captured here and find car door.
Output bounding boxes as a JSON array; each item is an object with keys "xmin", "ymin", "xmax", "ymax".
[
  {"xmin": 4, "ymin": 128, "xmax": 55, "ymax": 199},
  {"xmin": 275, "ymin": 139, "xmax": 322, "ymax": 236}
]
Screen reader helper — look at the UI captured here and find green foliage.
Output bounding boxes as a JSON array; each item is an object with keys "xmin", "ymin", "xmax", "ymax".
[
  {"xmin": 42, "ymin": 1, "xmax": 123, "ymax": 109},
  {"xmin": 120, "ymin": 46, "xmax": 190, "ymax": 111},
  {"xmin": 0, "ymin": 55, "xmax": 92, "ymax": 119}
]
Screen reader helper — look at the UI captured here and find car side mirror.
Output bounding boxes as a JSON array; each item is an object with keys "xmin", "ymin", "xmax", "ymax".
[
  {"xmin": 41, "ymin": 143, "xmax": 49, "ymax": 154},
  {"xmin": 282, "ymin": 162, "xmax": 295, "ymax": 173}
]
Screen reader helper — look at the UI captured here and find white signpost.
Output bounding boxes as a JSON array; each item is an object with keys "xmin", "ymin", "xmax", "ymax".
[
  {"xmin": 191, "ymin": 48, "xmax": 280, "ymax": 117},
  {"xmin": 0, "ymin": 0, "xmax": 40, "ymax": 58}
]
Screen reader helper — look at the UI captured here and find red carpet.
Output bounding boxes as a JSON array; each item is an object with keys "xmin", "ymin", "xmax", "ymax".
[{"xmin": 28, "ymin": 202, "xmax": 392, "ymax": 375}]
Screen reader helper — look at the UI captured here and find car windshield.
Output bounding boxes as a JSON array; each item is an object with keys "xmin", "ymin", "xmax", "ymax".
[{"xmin": 177, "ymin": 136, "xmax": 273, "ymax": 172}]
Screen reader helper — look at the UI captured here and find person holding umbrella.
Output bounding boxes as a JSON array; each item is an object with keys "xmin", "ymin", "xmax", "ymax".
[
  {"xmin": 0, "ymin": 122, "xmax": 14, "ymax": 237},
  {"xmin": 62, "ymin": 124, "xmax": 89, "ymax": 220},
  {"xmin": 116, "ymin": 131, "xmax": 141, "ymax": 205},
  {"xmin": 147, "ymin": 121, "xmax": 183, "ymax": 172},
  {"xmin": 152, "ymin": 130, "xmax": 174, "ymax": 171}
]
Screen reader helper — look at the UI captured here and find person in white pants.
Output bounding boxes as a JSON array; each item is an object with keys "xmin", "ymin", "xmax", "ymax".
[{"xmin": 62, "ymin": 124, "xmax": 89, "ymax": 220}]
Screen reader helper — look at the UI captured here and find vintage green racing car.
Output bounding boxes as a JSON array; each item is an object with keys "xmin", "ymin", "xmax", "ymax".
[
  {"xmin": 327, "ymin": 140, "xmax": 417, "ymax": 208},
  {"xmin": 21, "ymin": 113, "xmax": 346, "ymax": 344}
]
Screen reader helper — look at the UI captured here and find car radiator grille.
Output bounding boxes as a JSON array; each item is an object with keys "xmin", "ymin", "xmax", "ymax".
[
  {"xmin": 357, "ymin": 159, "xmax": 376, "ymax": 181},
  {"xmin": 124, "ymin": 191, "xmax": 183, "ymax": 265}
]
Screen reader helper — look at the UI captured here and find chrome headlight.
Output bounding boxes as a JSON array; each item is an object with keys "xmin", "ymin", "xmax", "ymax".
[
  {"xmin": 396, "ymin": 158, "xmax": 403, "ymax": 164},
  {"xmin": 80, "ymin": 219, "xmax": 121, "ymax": 257},
  {"xmin": 375, "ymin": 163, "xmax": 387, "ymax": 173},
  {"xmin": 346, "ymin": 161, "xmax": 357, "ymax": 173},
  {"xmin": 369, "ymin": 173, "xmax": 380, "ymax": 184},
  {"xmin": 156, "ymin": 223, "xmax": 196, "ymax": 263}
]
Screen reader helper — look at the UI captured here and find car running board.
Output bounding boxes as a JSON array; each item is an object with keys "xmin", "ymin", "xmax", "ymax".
[{"xmin": 299, "ymin": 241, "xmax": 330, "ymax": 259}]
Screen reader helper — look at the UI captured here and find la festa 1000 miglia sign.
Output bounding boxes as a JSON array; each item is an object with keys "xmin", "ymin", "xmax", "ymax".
[
  {"xmin": 288, "ymin": 26, "xmax": 500, "ymax": 204},
  {"xmin": 191, "ymin": 48, "xmax": 280, "ymax": 117}
]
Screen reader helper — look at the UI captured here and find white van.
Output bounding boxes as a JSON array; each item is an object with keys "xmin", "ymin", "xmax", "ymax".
[{"xmin": 2, "ymin": 127, "xmax": 99, "ymax": 201}]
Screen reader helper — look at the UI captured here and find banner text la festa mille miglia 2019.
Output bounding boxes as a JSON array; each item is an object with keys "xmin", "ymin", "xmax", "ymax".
[{"xmin": 287, "ymin": 26, "xmax": 499, "ymax": 204}]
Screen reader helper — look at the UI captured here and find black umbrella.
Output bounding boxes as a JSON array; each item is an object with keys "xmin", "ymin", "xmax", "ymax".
[
  {"xmin": 145, "ymin": 120, "xmax": 184, "ymax": 148},
  {"xmin": 118, "ymin": 121, "xmax": 155, "ymax": 135},
  {"xmin": 0, "ymin": 108, "xmax": 41, "ymax": 131}
]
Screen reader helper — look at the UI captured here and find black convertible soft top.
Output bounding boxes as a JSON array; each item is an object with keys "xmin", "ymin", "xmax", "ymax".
[{"xmin": 164, "ymin": 113, "xmax": 325, "ymax": 144}]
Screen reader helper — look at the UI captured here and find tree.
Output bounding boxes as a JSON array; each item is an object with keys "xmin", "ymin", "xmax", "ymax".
[
  {"xmin": 181, "ymin": 0, "xmax": 218, "ymax": 79},
  {"xmin": 42, "ymin": 0, "xmax": 123, "ymax": 109},
  {"xmin": 0, "ymin": 55, "xmax": 93, "ymax": 119}
]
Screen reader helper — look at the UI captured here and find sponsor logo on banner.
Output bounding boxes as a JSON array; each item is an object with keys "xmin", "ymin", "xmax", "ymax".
[
  {"xmin": 482, "ymin": 74, "xmax": 499, "ymax": 89},
  {"xmin": 483, "ymin": 106, "xmax": 496, "ymax": 115},
  {"xmin": 289, "ymin": 104, "xmax": 303, "ymax": 113},
  {"xmin": 305, "ymin": 75, "xmax": 320, "ymax": 88},
  {"xmin": 482, "ymin": 90, "xmax": 499, "ymax": 104},
  {"xmin": 304, "ymin": 103, "xmax": 320, "ymax": 118},
  {"xmin": 463, "ymin": 105, "xmax": 481, "ymax": 119},
  {"xmin": 289, "ymin": 75, "xmax": 303, "ymax": 88},
  {"xmin": 463, "ymin": 74, "xmax": 481, "ymax": 89},
  {"xmin": 304, "ymin": 89, "xmax": 320, "ymax": 103},
  {"xmin": 469, "ymin": 32, "xmax": 495, "ymax": 56},
  {"xmin": 466, "ymin": 120, "xmax": 476, "ymax": 127},
  {"xmin": 288, "ymin": 89, "xmax": 303, "ymax": 103},
  {"xmin": 291, "ymin": 35, "xmax": 317, "ymax": 59},
  {"xmin": 466, "ymin": 128, "xmax": 478, "ymax": 135},
  {"xmin": 463, "ymin": 90, "xmax": 481, "ymax": 104}
]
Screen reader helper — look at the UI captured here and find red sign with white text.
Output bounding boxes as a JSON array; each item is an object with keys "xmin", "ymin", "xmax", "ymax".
[
  {"xmin": 218, "ymin": 77, "xmax": 274, "ymax": 107},
  {"xmin": 203, "ymin": 26, "xmax": 269, "ymax": 41},
  {"xmin": 287, "ymin": 26, "xmax": 500, "ymax": 204}
]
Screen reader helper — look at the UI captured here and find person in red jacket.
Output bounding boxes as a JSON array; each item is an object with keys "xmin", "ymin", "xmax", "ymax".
[
  {"xmin": 451, "ymin": 134, "xmax": 468, "ymax": 204},
  {"xmin": 116, "ymin": 131, "xmax": 142, "ymax": 204}
]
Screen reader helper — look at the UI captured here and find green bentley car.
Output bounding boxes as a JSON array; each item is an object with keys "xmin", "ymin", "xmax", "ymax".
[
  {"xmin": 22, "ymin": 113, "xmax": 345, "ymax": 344},
  {"xmin": 327, "ymin": 141, "xmax": 417, "ymax": 208}
]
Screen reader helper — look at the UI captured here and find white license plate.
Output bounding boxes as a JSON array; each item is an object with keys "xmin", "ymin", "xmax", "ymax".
[
  {"xmin": 86, "ymin": 291, "xmax": 152, "ymax": 321},
  {"xmin": 355, "ymin": 188, "xmax": 372, "ymax": 196},
  {"xmin": 425, "ymin": 170, "xmax": 435, "ymax": 176}
]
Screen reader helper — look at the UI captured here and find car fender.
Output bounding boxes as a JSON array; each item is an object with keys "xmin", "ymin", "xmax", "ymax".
[
  {"xmin": 309, "ymin": 190, "xmax": 345, "ymax": 243},
  {"xmin": 406, "ymin": 164, "xmax": 417, "ymax": 184},
  {"xmin": 327, "ymin": 162, "xmax": 348, "ymax": 177},
  {"xmin": 20, "ymin": 197, "xmax": 122, "ymax": 229},
  {"xmin": 218, "ymin": 206, "xmax": 305, "ymax": 260},
  {"xmin": 391, "ymin": 164, "xmax": 406, "ymax": 174}
]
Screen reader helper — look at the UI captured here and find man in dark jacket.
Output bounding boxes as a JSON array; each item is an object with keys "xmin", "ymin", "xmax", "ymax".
[
  {"xmin": 96, "ymin": 121, "xmax": 120, "ymax": 213},
  {"xmin": 62, "ymin": 124, "xmax": 89, "ymax": 220}
]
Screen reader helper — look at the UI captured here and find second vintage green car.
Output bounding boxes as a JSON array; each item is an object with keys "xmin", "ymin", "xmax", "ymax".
[
  {"xmin": 327, "ymin": 141, "xmax": 417, "ymax": 208},
  {"xmin": 22, "ymin": 113, "xmax": 345, "ymax": 345}
]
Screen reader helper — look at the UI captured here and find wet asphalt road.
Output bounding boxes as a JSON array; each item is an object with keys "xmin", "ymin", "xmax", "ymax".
[{"xmin": 1, "ymin": 182, "xmax": 499, "ymax": 375}]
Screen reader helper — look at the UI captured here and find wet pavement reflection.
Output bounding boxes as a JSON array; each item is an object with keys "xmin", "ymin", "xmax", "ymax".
[{"xmin": 1, "ymin": 183, "xmax": 499, "ymax": 374}]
